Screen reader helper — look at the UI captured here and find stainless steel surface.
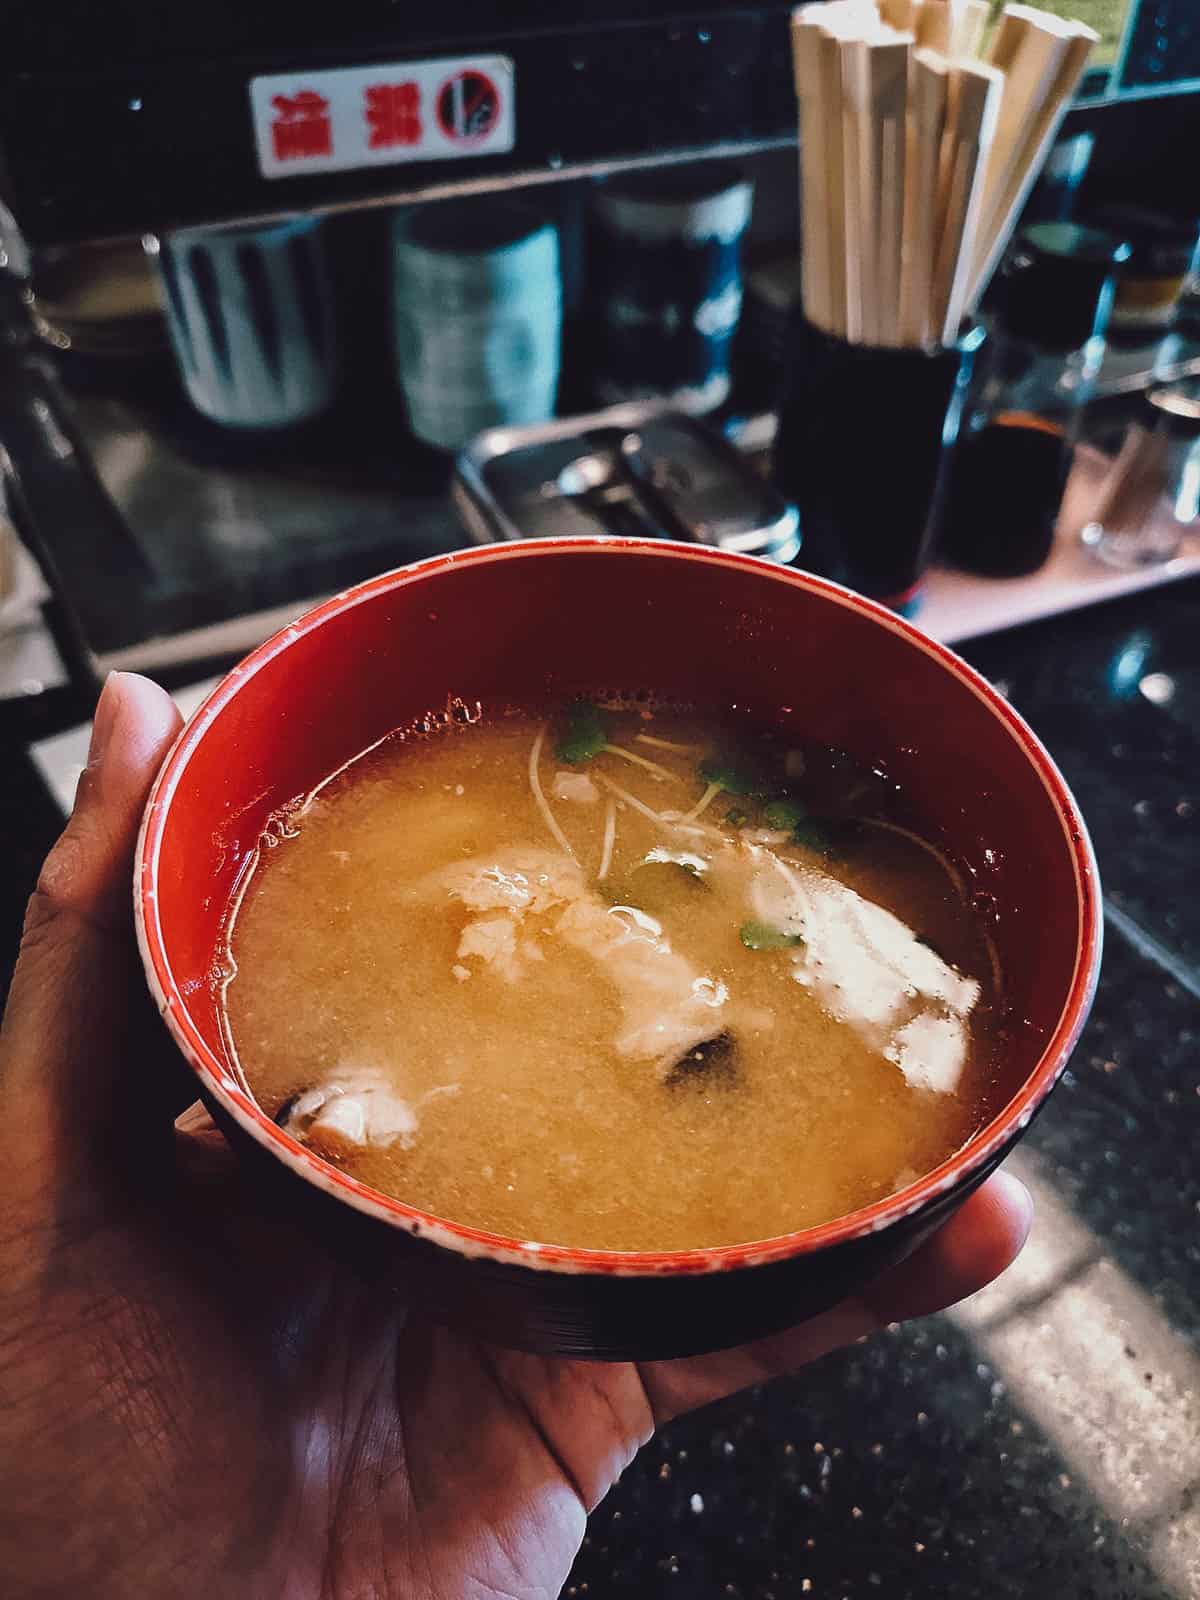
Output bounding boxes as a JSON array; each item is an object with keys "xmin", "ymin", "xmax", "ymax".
[
  {"xmin": 455, "ymin": 401, "xmax": 800, "ymax": 560},
  {"xmin": 35, "ymin": 375, "xmax": 462, "ymax": 660}
]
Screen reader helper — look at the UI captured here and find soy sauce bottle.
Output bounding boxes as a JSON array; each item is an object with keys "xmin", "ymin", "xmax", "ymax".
[{"xmin": 940, "ymin": 223, "xmax": 1130, "ymax": 577}]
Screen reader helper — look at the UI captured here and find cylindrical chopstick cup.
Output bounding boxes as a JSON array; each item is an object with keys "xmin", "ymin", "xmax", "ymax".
[{"xmin": 774, "ymin": 315, "xmax": 984, "ymax": 611}]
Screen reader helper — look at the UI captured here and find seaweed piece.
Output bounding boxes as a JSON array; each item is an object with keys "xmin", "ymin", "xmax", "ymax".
[
  {"xmin": 698, "ymin": 755, "xmax": 772, "ymax": 798},
  {"xmin": 619, "ymin": 857, "xmax": 708, "ymax": 916},
  {"xmin": 273, "ymin": 1093, "xmax": 300, "ymax": 1128},
  {"xmin": 764, "ymin": 797, "xmax": 807, "ymax": 831},
  {"xmin": 555, "ymin": 700, "xmax": 609, "ymax": 764},
  {"xmin": 665, "ymin": 1031, "xmax": 738, "ymax": 1088}
]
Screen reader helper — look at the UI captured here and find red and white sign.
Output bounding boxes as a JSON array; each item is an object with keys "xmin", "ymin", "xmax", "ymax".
[{"xmin": 250, "ymin": 56, "xmax": 514, "ymax": 179}]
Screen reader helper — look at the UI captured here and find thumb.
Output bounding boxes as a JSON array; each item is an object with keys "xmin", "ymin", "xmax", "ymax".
[
  {"xmin": 0, "ymin": 673, "xmax": 184, "ymax": 1194},
  {"xmin": 640, "ymin": 1171, "xmax": 1033, "ymax": 1425}
]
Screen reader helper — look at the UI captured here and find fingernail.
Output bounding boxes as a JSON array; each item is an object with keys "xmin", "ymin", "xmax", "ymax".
[
  {"xmin": 87, "ymin": 673, "xmax": 124, "ymax": 767},
  {"xmin": 993, "ymin": 1169, "xmax": 1035, "ymax": 1247}
]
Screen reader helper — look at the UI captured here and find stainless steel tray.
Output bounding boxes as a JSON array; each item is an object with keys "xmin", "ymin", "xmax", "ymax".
[{"xmin": 453, "ymin": 401, "xmax": 799, "ymax": 562}]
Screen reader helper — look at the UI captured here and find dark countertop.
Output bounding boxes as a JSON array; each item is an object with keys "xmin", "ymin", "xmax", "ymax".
[{"xmin": 3, "ymin": 574, "xmax": 1199, "ymax": 1600}]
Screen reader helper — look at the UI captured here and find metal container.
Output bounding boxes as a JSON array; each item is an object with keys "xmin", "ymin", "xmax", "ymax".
[{"xmin": 453, "ymin": 402, "xmax": 798, "ymax": 560}]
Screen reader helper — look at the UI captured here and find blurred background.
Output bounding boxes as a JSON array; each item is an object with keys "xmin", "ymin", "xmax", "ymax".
[{"xmin": 0, "ymin": 0, "xmax": 1198, "ymax": 710}]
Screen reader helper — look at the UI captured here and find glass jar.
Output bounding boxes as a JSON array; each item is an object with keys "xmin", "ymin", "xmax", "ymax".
[
  {"xmin": 1081, "ymin": 381, "xmax": 1200, "ymax": 569},
  {"xmin": 939, "ymin": 223, "xmax": 1131, "ymax": 578},
  {"xmin": 1087, "ymin": 204, "xmax": 1200, "ymax": 348}
]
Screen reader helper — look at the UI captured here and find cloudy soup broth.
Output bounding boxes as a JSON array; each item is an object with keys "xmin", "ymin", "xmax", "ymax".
[{"xmin": 222, "ymin": 699, "xmax": 1008, "ymax": 1252}]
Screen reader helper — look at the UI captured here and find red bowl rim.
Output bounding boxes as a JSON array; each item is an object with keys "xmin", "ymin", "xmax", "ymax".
[{"xmin": 135, "ymin": 538, "xmax": 1102, "ymax": 1278}]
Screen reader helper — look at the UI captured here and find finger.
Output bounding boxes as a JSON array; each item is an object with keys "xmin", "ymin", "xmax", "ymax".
[
  {"xmin": 859, "ymin": 1169, "xmax": 1034, "ymax": 1324},
  {"xmin": 640, "ymin": 1171, "xmax": 1032, "ymax": 1424},
  {"xmin": 174, "ymin": 1100, "xmax": 218, "ymax": 1135},
  {"xmin": 0, "ymin": 673, "xmax": 184, "ymax": 1191},
  {"xmin": 37, "ymin": 672, "xmax": 182, "ymax": 930}
]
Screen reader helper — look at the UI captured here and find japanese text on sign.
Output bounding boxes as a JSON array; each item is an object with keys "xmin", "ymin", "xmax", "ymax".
[
  {"xmin": 250, "ymin": 57, "xmax": 514, "ymax": 179},
  {"xmin": 271, "ymin": 92, "xmax": 332, "ymax": 162},
  {"xmin": 365, "ymin": 83, "xmax": 422, "ymax": 149}
]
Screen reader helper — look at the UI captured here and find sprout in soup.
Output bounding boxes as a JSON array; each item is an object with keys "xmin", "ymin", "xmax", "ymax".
[{"xmin": 220, "ymin": 699, "xmax": 1007, "ymax": 1252}]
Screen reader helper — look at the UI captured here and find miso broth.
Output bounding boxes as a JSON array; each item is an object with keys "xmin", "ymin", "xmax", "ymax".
[{"xmin": 222, "ymin": 701, "xmax": 1008, "ymax": 1251}]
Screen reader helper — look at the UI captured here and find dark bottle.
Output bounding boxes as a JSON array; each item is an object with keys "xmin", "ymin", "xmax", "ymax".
[{"xmin": 940, "ymin": 223, "xmax": 1130, "ymax": 578}]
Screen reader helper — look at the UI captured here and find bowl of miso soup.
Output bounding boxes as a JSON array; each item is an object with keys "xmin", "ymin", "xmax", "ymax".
[{"xmin": 137, "ymin": 539, "xmax": 1100, "ymax": 1359}]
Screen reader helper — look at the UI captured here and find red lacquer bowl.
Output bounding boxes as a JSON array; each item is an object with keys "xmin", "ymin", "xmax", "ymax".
[{"xmin": 136, "ymin": 540, "xmax": 1101, "ymax": 1359}]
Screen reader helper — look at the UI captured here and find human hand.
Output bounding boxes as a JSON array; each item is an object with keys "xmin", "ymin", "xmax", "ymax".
[{"xmin": 0, "ymin": 672, "xmax": 1032, "ymax": 1599}]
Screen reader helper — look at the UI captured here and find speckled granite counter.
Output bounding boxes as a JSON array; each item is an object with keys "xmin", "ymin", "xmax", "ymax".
[
  {"xmin": 564, "ymin": 578, "xmax": 1200, "ymax": 1600},
  {"xmin": 3, "ymin": 577, "xmax": 1198, "ymax": 1600}
]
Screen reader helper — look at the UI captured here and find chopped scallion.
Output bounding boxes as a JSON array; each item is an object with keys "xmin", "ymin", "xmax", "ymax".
[
  {"xmin": 764, "ymin": 797, "xmax": 807, "ymax": 831},
  {"xmin": 699, "ymin": 755, "xmax": 769, "ymax": 798},
  {"xmin": 555, "ymin": 700, "xmax": 608, "ymax": 764},
  {"xmin": 739, "ymin": 920, "xmax": 804, "ymax": 951}
]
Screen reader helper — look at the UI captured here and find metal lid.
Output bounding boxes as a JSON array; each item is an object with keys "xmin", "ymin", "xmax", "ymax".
[{"xmin": 453, "ymin": 402, "xmax": 799, "ymax": 562}]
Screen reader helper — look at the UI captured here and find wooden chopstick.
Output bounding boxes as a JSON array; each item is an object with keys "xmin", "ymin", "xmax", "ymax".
[
  {"xmin": 966, "ymin": 20, "xmax": 1096, "ymax": 308},
  {"xmin": 792, "ymin": 13, "xmax": 832, "ymax": 331},
  {"xmin": 915, "ymin": 1, "xmax": 952, "ymax": 53},
  {"xmin": 874, "ymin": 33, "xmax": 912, "ymax": 345},
  {"xmin": 899, "ymin": 47, "xmax": 950, "ymax": 346},
  {"xmin": 795, "ymin": 3, "xmax": 859, "ymax": 337},
  {"xmin": 890, "ymin": 0, "xmax": 988, "ymax": 59},
  {"xmin": 792, "ymin": 0, "xmax": 1091, "ymax": 349},
  {"xmin": 971, "ymin": 7, "xmax": 1073, "ymax": 264},
  {"xmin": 842, "ymin": 24, "xmax": 910, "ymax": 346},
  {"xmin": 950, "ymin": 0, "xmax": 990, "ymax": 57},
  {"xmin": 984, "ymin": 1, "xmax": 1034, "ymax": 74},
  {"xmin": 880, "ymin": 0, "xmax": 919, "ymax": 29},
  {"xmin": 815, "ymin": 20, "xmax": 851, "ymax": 337},
  {"xmin": 930, "ymin": 57, "xmax": 1003, "ymax": 343},
  {"xmin": 838, "ymin": 27, "xmax": 868, "ymax": 343}
]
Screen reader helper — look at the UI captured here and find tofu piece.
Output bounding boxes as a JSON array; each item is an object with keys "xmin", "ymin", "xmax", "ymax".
[
  {"xmin": 282, "ymin": 1068, "xmax": 458, "ymax": 1157},
  {"xmin": 426, "ymin": 847, "xmax": 733, "ymax": 1072},
  {"xmin": 456, "ymin": 913, "xmax": 545, "ymax": 983},
  {"xmin": 747, "ymin": 849, "xmax": 979, "ymax": 1094},
  {"xmin": 555, "ymin": 899, "xmax": 730, "ymax": 1073},
  {"xmin": 431, "ymin": 850, "xmax": 584, "ymax": 916},
  {"xmin": 552, "ymin": 771, "xmax": 601, "ymax": 804}
]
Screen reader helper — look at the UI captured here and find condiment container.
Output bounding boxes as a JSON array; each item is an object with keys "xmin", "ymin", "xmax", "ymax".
[
  {"xmin": 1082, "ymin": 381, "xmax": 1200, "ymax": 569},
  {"xmin": 735, "ymin": 257, "xmax": 803, "ymax": 415},
  {"xmin": 939, "ymin": 222, "xmax": 1130, "ymax": 578},
  {"xmin": 391, "ymin": 200, "xmax": 561, "ymax": 452},
  {"xmin": 158, "ymin": 217, "xmax": 337, "ymax": 430},
  {"xmin": 774, "ymin": 316, "xmax": 984, "ymax": 612},
  {"xmin": 1087, "ymin": 205, "xmax": 1200, "ymax": 346},
  {"xmin": 586, "ymin": 164, "xmax": 753, "ymax": 414}
]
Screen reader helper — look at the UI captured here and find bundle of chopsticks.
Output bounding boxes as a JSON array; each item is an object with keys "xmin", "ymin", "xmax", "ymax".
[{"xmin": 791, "ymin": 0, "xmax": 1097, "ymax": 348}]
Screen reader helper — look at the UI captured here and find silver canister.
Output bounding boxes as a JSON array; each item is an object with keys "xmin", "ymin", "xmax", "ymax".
[{"xmin": 391, "ymin": 200, "xmax": 561, "ymax": 451}]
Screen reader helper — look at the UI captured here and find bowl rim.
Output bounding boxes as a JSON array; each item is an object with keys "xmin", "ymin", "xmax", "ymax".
[{"xmin": 136, "ymin": 537, "xmax": 1102, "ymax": 1278}]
